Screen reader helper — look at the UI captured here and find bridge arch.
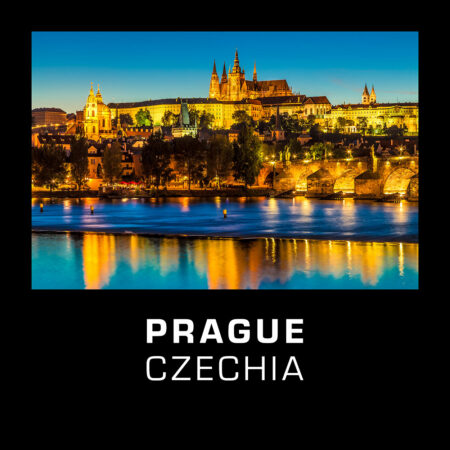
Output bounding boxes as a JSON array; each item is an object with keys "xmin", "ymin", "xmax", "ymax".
[
  {"xmin": 333, "ymin": 168, "xmax": 364, "ymax": 193},
  {"xmin": 383, "ymin": 167, "xmax": 418, "ymax": 195}
]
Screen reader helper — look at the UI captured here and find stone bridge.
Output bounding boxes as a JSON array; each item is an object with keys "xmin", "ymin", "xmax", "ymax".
[{"xmin": 257, "ymin": 156, "xmax": 419, "ymax": 200}]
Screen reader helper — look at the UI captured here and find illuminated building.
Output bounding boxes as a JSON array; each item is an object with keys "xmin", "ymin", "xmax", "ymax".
[
  {"xmin": 328, "ymin": 85, "xmax": 418, "ymax": 134},
  {"xmin": 107, "ymin": 50, "xmax": 331, "ymax": 130},
  {"xmin": 32, "ymin": 107, "xmax": 67, "ymax": 126},
  {"xmin": 208, "ymin": 50, "xmax": 292, "ymax": 101},
  {"xmin": 81, "ymin": 83, "xmax": 114, "ymax": 140}
]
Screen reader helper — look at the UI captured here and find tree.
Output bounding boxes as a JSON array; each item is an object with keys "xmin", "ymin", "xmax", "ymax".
[
  {"xmin": 232, "ymin": 121, "xmax": 263, "ymax": 188},
  {"xmin": 231, "ymin": 110, "xmax": 255, "ymax": 129},
  {"xmin": 188, "ymin": 107, "xmax": 200, "ymax": 126},
  {"xmin": 206, "ymin": 135, "xmax": 234, "ymax": 189},
  {"xmin": 309, "ymin": 123, "xmax": 322, "ymax": 140},
  {"xmin": 32, "ymin": 143, "xmax": 68, "ymax": 191},
  {"xmin": 309, "ymin": 142, "xmax": 325, "ymax": 160},
  {"xmin": 69, "ymin": 135, "xmax": 89, "ymax": 190},
  {"xmin": 336, "ymin": 117, "xmax": 347, "ymax": 133},
  {"xmin": 286, "ymin": 138, "xmax": 304, "ymax": 160},
  {"xmin": 357, "ymin": 117, "xmax": 368, "ymax": 135},
  {"xmin": 112, "ymin": 114, "xmax": 133, "ymax": 128},
  {"xmin": 306, "ymin": 114, "xmax": 316, "ymax": 130},
  {"xmin": 102, "ymin": 142, "xmax": 123, "ymax": 184},
  {"xmin": 135, "ymin": 109, "xmax": 153, "ymax": 127},
  {"xmin": 141, "ymin": 135, "xmax": 173, "ymax": 189},
  {"xmin": 199, "ymin": 111, "xmax": 215, "ymax": 129},
  {"xmin": 386, "ymin": 125, "xmax": 402, "ymax": 137},
  {"xmin": 173, "ymin": 136, "xmax": 205, "ymax": 190},
  {"xmin": 162, "ymin": 110, "xmax": 175, "ymax": 127}
]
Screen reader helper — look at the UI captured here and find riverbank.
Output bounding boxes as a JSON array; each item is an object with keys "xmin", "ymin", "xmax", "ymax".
[{"xmin": 32, "ymin": 188, "xmax": 274, "ymax": 199}]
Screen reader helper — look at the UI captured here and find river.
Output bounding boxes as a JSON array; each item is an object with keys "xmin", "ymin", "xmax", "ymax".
[{"xmin": 31, "ymin": 197, "xmax": 418, "ymax": 289}]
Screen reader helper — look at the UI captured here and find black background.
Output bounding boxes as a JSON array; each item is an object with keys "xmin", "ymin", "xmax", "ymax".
[{"xmin": 22, "ymin": 21, "xmax": 427, "ymax": 437}]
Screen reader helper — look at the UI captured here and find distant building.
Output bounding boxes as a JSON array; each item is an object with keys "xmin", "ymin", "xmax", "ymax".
[
  {"xmin": 329, "ymin": 85, "xmax": 418, "ymax": 134},
  {"xmin": 32, "ymin": 108, "xmax": 67, "ymax": 126}
]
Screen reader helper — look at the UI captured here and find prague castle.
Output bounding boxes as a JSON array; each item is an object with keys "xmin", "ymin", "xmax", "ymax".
[
  {"xmin": 70, "ymin": 52, "xmax": 418, "ymax": 140},
  {"xmin": 208, "ymin": 50, "xmax": 292, "ymax": 101},
  {"xmin": 105, "ymin": 50, "xmax": 330, "ymax": 132}
]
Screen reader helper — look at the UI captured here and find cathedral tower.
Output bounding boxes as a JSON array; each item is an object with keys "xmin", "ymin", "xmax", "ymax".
[
  {"xmin": 229, "ymin": 49, "xmax": 242, "ymax": 101},
  {"xmin": 209, "ymin": 60, "xmax": 220, "ymax": 99},
  {"xmin": 362, "ymin": 84, "xmax": 370, "ymax": 105},
  {"xmin": 370, "ymin": 85, "xmax": 376, "ymax": 104}
]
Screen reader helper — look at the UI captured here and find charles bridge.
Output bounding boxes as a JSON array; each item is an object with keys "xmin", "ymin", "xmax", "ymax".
[{"xmin": 257, "ymin": 154, "xmax": 419, "ymax": 201}]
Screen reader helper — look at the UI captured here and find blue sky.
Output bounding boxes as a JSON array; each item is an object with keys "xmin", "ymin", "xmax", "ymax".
[{"xmin": 32, "ymin": 31, "xmax": 418, "ymax": 114}]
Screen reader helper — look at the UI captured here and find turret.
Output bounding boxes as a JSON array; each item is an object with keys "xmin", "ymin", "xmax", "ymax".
[
  {"xmin": 370, "ymin": 85, "xmax": 376, "ymax": 104},
  {"xmin": 209, "ymin": 60, "xmax": 220, "ymax": 99},
  {"xmin": 362, "ymin": 84, "xmax": 370, "ymax": 105},
  {"xmin": 96, "ymin": 84, "xmax": 103, "ymax": 102}
]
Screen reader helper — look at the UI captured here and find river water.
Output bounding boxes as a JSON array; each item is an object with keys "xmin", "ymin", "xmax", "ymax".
[{"xmin": 31, "ymin": 197, "xmax": 418, "ymax": 289}]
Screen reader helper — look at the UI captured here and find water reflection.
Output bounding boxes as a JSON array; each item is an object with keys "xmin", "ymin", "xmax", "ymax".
[{"xmin": 32, "ymin": 233, "xmax": 419, "ymax": 289}]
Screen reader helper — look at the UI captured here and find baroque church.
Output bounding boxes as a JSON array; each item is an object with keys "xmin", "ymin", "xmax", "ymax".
[
  {"xmin": 208, "ymin": 50, "xmax": 293, "ymax": 101},
  {"xmin": 82, "ymin": 83, "xmax": 114, "ymax": 140}
]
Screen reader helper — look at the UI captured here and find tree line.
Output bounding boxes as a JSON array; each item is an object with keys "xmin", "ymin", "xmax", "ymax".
[{"xmin": 31, "ymin": 112, "xmax": 264, "ymax": 191}]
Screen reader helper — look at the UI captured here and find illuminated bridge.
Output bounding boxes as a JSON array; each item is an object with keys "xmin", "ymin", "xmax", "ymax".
[{"xmin": 258, "ymin": 155, "xmax": 419, "ymax": 200}]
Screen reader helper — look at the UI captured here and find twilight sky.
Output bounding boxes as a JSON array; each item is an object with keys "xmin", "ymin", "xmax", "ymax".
[{"xmin": 32, "ymin": 31, "xmax": 418, "ymax": 114}]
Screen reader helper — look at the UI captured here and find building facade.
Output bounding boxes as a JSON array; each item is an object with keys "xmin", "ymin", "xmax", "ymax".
[
  {"xmin": 81, "ymin": 83, "xmax": 114, "ymax": 141},
  {"xmin": 32, "ymin": 108, "xmax": 67, "ymax": 126},
  {"xmin": 208, "ymin": 50, "xmax": 293, "ymax": 101},
  {"xmin": 327, "ymin": 85, "xmax": 418, "ymax": 134}
]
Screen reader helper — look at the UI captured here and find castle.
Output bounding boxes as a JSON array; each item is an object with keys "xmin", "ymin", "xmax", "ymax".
[{"xmin": 208, "ymin": 50, "xmax": 292, "ymax": 101}]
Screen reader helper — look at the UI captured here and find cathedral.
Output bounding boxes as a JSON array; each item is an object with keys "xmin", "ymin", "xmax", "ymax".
[{"xmin": 208, "ymin": 50, "xmax": 293, "ymax": 101}]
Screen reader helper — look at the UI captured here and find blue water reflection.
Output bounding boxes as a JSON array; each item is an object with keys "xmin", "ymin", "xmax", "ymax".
[{"xmin": 32, "ymin": 232, "xmax": 418, "ymax": 289}]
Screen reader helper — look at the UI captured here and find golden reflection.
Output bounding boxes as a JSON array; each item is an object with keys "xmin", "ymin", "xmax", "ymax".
[
  {"xmin": 180, "ymin": 197, "xmax": 190, "ymax": 212},
  {"xmin": 399, "ymin": 243, "xmax": 404, "ymax": 277},
  {"xmin": 79, "ymin": 234, "xmax": 418, "ymax": 289},
  {"xmin": 82, "ymin": 233, "xmax": 117, "ymax": 289}
]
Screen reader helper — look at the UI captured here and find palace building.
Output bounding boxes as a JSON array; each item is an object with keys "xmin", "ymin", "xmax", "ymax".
[
  {"xmin": 327, "ymin": 85, "xmax": 418, "ymax": 134},
  {"xmin": 107, "ymin": 50, "xmax": 330, "ymax": 130}
]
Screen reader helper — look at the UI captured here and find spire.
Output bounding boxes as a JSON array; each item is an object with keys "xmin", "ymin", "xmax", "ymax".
[
  {"xmin": 90, "ymin": 81, "xmax": 94, "ymax": 95},
  {"xmin": 371, "ymin": 84, "xmax": 375, "ymax": 94},
  {"xmin": 96, "ymin": 83, "xmax": 102, "ymax": 99},
  {"xmin": 363, "ymin": 83, "xmax": 369, "ymax": 95},
  {"xmin": 212, "ymin": 60, "xmax": 217, "ymax": 75},
  {"xmin": 221, "ymin": 62, "xmax": 228, "ymax": 83},
  {"xmin": 233, "ymin": 49, "xmax": 240, "ymax": 73},
  {"xmin": 253, "ymin": 61, "xmax": 257, "ymax": 82}
]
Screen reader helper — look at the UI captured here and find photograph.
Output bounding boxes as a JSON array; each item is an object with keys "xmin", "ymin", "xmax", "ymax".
[{"xmin": 31, "ymin": 31, "xmax": 419, "ymax": 289}]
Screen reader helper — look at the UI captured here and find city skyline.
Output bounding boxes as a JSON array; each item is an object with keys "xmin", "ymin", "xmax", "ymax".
[{"xmin": 32, "ymin": 31, "xmax": 418, "ymax": 114}]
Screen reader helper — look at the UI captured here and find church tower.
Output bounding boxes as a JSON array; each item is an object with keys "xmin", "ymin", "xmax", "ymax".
[
  {"xmin": 208, "ymin": 60, "xmax": 220, "ymax": 99},
  {"xmin": 253, "ymin": 62, "xmax": 257, "ymax": 83},
  {"xmin": 369, "ymin": 85, "xmax": 376, "ymax": 104},
  {"xmin": 84, "ymin": 82, "xmax": 99, "ymax": 138},
  {"xmin": 229, "ymin": 49, "xmax": 242, "ymax": 101},
  {"xmin": 362, "ymin": 84, "xmax": 370, "ymax": 105}
]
